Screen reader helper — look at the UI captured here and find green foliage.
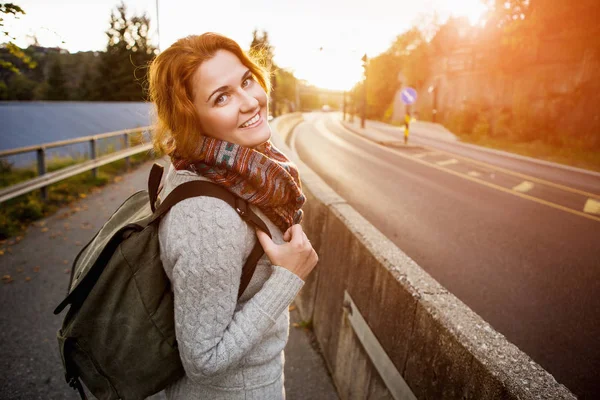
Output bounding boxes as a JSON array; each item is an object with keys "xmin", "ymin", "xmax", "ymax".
[
  {"xmin": 46, "ymin": 57, "xmax": 68, "ymax": 100},
  {"xmin": 472, "ymin": 114, "xmax": 491, "ymax": 139},
  {"xmin": 484, "ymin": 0, "xmax": 531, "ymax": 30},
  {"xmin": 249, "ymin": 29, "xmax": 275, "ymax": 71},
  {"xmin": 299, "ymin": 92, "xmax": 321, "ymax": 111},
  {"xmin": 389, "ymin": 28, "xmax": 430, "ymax": 88},
  {"xmin": 361, "ymin": 27, "xmax": 432, "ymax": 120},
  {"xmin": 4, "ymin": 71, "xmax": 35, "ymax": 99},
  {"xmin": 0, "ymin": 151, "xmax": 155, "ymax": 240},
  {"xmin": 91, "ymin": 2, "xmax": 156, "ymax": 101},
  {"xmin": 365, "ymin": 52, "xmax": 402, "ymax": 119},
  {"xmin": 273, "ymin": 68, "xmax": 298, "ymax": 112},
  {"xmin": 0, "ymin": 1, "xmax": 155, "ymax": 101},
  {"xmin": 0, "ymin": 163, "xmax": 35, "ymax": 188},
  {"xmin": 0, "ymin": 3, "xmax": 37, "ymax": 74}
]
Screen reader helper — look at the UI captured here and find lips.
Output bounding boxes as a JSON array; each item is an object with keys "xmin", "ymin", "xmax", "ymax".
[{"xmin": 239, "ymin": 112, "xmax": 261, "ymax": 128}]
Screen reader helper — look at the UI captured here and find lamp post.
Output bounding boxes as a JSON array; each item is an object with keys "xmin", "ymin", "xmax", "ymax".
[
  {"xmin": 360, "ymin": 54, "xmax": 368, "ymax": 129},
  {"xmin": 155, "ymin": 0, "xmax": 161, "ymax": 52},
  {"xmin": 343, "ymin": 91, "xmax": 347, "ymax": 120},
  {"xmin": 428, "ymin": 84, "xmax": 438, "ymax": 123}
]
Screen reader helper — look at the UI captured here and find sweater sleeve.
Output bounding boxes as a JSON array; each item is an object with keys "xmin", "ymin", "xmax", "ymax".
[{"xmin": 161, "ymin": 196, "xmax": 304, "ymax": 383}]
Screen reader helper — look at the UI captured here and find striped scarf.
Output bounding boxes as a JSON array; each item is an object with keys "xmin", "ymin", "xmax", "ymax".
[{"xmin": 172, "ymin": 137, "xmax": 305, "ymax": 233}]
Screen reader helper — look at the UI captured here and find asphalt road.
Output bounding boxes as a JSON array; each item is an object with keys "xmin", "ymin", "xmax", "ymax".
[{"xmin": 292, "ymin": 113, "xmax": 600, "ymax": 399}]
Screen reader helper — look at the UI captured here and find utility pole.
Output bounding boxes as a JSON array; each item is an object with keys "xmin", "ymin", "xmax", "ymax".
[
  {"xmin": 361, "ymin": 54, "xmax": 368, "ymax": 129},
  {"xmin": 271, "ymin": 74, "xmax": 278, "ymax": 117},
  {"xmin": 432, "ymin": 85, "xmax": 438, "ymax": 123},
  {"xmin": 295, "ymin": 79, "xmax": 300, "ymax": 112},
  {"xmin": 342, "ymin": 91, "xmax": 346, "ymax": 121},
  {"xmin": 155, "ymin": 0, "xmax": 161, "ymax": 52},
  {"xmin": 349, "ymin": 89, "xmax": 355, "ymax": 123}
]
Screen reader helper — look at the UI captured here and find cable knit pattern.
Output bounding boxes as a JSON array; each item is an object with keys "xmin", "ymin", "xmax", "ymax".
[{"xmin": 158, "ymin": 164, "xmax": 304, "ymax": 400}]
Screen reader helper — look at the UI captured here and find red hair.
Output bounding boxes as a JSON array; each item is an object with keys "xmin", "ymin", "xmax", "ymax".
[{"xmin": 148, "ymin": 33, "xmax": 270, "ymax": 159}]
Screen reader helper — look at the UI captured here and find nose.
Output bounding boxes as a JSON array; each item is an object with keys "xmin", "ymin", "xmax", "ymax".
[{"xmin": 239, "ymin": 89, "xmax": 259, "ymax": 114}]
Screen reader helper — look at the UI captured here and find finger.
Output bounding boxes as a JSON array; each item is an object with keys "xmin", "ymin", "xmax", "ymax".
[
  {"xmin": 302, "ymin": 231, "xmax": 309, "ymax": 244},
  {"xmin": 311, "ymin": 250, "xmax": 319, "ymax": 266},
  {"xmin": 255, "ymin": 229, "xmax": 275, "ymax": 252},
  {"xmin": 283, "ymin": 227, "xmax": 292, "ymax": 242},
  {"xmin": 289, "ymin": 224, "xmax": 304, "ymax": 246}
]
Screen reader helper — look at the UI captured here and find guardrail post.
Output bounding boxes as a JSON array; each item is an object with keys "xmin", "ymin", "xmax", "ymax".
[
  {"xmin": 90, "ymin": 137, "xmax": 98, "ymax": 179},
  {"xmin": 36, "ymin": 147, "xmax": 48, "ymax": 201},
  {"xmin": 122, "ymin": 133, "xmax": 130, "ymax": 170}
]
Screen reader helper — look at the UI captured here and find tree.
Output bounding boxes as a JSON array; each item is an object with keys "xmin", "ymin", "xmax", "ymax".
[
  {"xmin": 484, "ymin": 0, "xmax": 531, "ymax": 30},
  {"xmin": 361, "ymin": 27, "xmax": 431, "ymax": 119},
  {"xmin": 76, "ymin": 64, "xmax": 94, "ymax": 100},
  {"xmin": 249, "ymin": 29, "xmax": 275, "ymax": 70},
  {"xmin": 364, "ymin": 51, "xmax": 402, "ymax": 119},
  {"xmin": 273, "ymin": 68, "xmax": 299, "ymax": 112},
  {"xmin": 91, "ymin": 1, "xmax": 156, "ymax": 101},
  {"xmin": 249, "ymin": 29, "xmax": 280, "ymax": 114},
  {"xmin": 46, "ymin": 57, "xmax": 68, "ymax": 100},
  {"xmin": 5, "ymin": 71, "xmax": 35, "ymax": 99},
  {"xmin": 0, "ymin": 3, "xmax": 36, "ymax": 74}
]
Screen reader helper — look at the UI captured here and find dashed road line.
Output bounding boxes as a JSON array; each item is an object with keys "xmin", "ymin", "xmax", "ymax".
[
  {"xmin": 331, "ymin": 119, "xmax": 600, "ymax": 223},
  {"xmin": 413, "ymin": 152, "xmax": 435, "ymax": 158},
  {"xmin": 513, "ymin": 181, "xmax": 535, "ymax": 193},
  {"xmin": 437, "ymin": 159, "xmax": 458, "ymax": 166},
  {"xmin": 468, "ymin": 171, "xmax": 481, "ymax": 177},
  {"xmin": 418, "ymin": 145, "xmax": 600, "ymax": 198},
  {"xmin": 583, "ymin": 198, "xmax": 600, "ymax": 215}
]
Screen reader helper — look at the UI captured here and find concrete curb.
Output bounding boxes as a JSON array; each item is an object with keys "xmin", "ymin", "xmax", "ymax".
[{"xmin": 272, "ymin": 114, "xmax": 576, "ymax": 399}]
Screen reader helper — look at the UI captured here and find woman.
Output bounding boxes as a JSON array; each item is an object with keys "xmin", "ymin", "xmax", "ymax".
[{"xmin": 147, "ymin": 32, "xmax": 318, "ymax": 400}]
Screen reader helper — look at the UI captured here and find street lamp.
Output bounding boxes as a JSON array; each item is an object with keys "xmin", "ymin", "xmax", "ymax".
[
  {"xmin": 155, "ymin": 0, "xmax": 161, "ymax": 52},
  {"xmin": 428, "ymin": 83, "xmax": 438, "ymax": 123},
  {"xmin": 361, "ymin": 53, "xmax": 368, "ymax": 129}
]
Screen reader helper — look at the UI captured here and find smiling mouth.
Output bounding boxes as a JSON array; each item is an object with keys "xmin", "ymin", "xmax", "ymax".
[{"xmin": 239, "ymin": 112, "xmax": 261, "ymax": 128}]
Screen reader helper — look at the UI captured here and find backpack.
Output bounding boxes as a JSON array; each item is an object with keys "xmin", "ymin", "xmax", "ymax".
[{"xmin": 53, "ymin": 162, "xmax": 271, "ymax": 400}]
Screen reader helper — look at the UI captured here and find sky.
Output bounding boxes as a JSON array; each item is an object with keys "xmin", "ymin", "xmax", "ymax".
[{"xmin": 5, "ymin": 0, "xmax": 488, "ymax": 91}]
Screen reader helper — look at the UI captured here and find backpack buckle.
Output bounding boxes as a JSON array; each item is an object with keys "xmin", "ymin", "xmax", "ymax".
[
  {"xmin": 66, "ymin": 374, "xmax": 87, "ymax": 399},
  {"xmin": 235, "ymin": 198, "xmax": 249, "ymax": 222}
]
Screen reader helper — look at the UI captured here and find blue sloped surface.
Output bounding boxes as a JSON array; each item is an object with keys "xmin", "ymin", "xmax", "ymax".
[{"xmin": 0, "ymin": 101, "xmax": 154, "ymax": 151}]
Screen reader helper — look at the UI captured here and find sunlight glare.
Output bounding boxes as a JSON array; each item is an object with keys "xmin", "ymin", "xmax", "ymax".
[
  {"xmin": 291, "ymin": 48, "xmax": 364, "ymax": 92},
  {"xmin": 457, "ymin": 1, "xmax": 488, "ymax": 25}
]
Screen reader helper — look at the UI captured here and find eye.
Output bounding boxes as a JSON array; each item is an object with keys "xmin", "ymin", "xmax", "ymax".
[
  {"xmin": 242, "ymin": 77, "xmax": 254, "ymax": 88},
  {"xmin": 215, "ymin": 93, "xmax": 229, "ymax": 105}
]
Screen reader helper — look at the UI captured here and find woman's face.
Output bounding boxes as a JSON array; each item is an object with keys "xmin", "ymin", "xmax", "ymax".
[{"xmin": 192, "ymin": 50, "xmax": 271, "ymax": 148}]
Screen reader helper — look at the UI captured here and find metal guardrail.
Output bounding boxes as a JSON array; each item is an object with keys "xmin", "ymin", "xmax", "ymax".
[{"xmin": 0, "ymin": 126, "xmax": 154, "ymax": 204}]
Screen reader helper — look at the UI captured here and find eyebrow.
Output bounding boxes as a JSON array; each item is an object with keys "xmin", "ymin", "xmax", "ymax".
[{"xmin": 206, "ymin": 69, "xmax": 253, "ymax": 103}]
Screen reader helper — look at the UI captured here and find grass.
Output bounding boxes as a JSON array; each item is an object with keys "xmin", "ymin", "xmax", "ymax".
[
  {"xmin": 0, "ymin": 151, "xmax": 156, "ymax": 240},
  {"xmin": 456, "ymin": 134, "xmax": 600, "ymax": 173}
]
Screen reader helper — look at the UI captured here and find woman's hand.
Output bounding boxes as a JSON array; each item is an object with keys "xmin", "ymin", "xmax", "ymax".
[{"xmin": 255, "ymin": 224, "xmax": 318, "ymax": 281}]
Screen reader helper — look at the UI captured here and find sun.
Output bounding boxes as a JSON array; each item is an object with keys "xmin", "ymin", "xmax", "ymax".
[
  {"xmin": 290, "ymin": 49, "xmax": 364, "ymax": 92},
  {"xmin": 455, "ymin": 0, "xmax": 489, "ymax": 25}
]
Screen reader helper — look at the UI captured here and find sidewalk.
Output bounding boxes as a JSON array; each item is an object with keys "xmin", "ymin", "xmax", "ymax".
[
  {"xmin": 341, "ymin": 117, "xmax": 458, "ymax": 145},
  {"xmin": 0, "ymin": 159, "xmax": 338, "ymax": 400}
]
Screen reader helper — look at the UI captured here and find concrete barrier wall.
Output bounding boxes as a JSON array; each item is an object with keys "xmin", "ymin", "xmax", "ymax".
[{"xmin": 271, "ymin": 114, "xmax": 575, "ymax": 400}]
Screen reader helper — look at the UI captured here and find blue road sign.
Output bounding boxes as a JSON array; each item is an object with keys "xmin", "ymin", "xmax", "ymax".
[{"xmin": 400, "ymin": 87, "xmax": 418, "ymax": 105}]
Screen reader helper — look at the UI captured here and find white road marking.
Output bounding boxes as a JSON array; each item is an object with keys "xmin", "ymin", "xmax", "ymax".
[
  {"xmin": 436, "ymin": 159, "xmax": 458, "ymax": 166},
  {"xmin": 468, "ymin": 171, "xmax": 481, "ymax": 177},
  {"xmin": 331, "ymin": 118, "xmax": 600, "ymax": 222},
  {"xmin": 512, "ymin": 181, "xmax": 535, "ymax": 193},
  {"xmin": 413, "ymin": 152, "xmax": 434, "ymax": 158},
  {"xmin": 583, "ymin": 198, "xmax": 600, "ymax": 215}
]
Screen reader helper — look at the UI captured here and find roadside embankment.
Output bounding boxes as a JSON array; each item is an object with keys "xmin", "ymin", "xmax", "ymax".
[{"xmin": 272, "ymin": 113, "xmax": 575, "ymax": 400}]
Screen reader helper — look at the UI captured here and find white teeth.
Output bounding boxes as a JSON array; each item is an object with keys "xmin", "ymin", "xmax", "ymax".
[{"xmin": 240, "ymin": 113, "xmax": 259, "ymax": 128}]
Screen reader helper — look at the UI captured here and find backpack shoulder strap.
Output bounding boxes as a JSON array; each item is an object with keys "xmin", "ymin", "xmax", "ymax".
[
  {"xmin": 148, "ymin": 163, "xmax": 164, "ymax": 213},
  {"xmin": 148, "ymin": 163, "xmax": 271, "ymax": 298}
]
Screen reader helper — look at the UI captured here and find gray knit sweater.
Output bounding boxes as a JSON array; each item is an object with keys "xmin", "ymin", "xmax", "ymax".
[{"xmin": 157, "ymin": 164, "xmax": 305, "ymax": 399}]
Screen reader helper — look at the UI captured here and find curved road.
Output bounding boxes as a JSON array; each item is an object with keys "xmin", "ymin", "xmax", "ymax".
[{"xmin": 292, "ymin": 113, "xmax": 600, "ymax": 399}]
